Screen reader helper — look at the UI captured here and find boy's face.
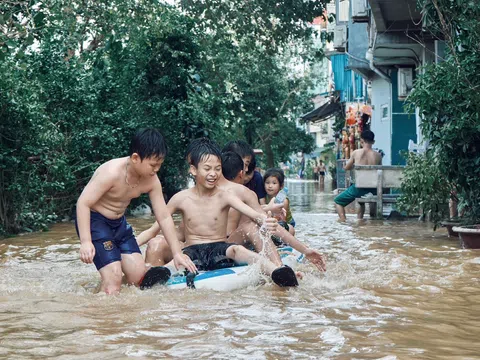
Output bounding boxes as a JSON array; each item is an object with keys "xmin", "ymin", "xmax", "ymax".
[
  {"xmin": 264, "ymin": 176, "xmax": 282, "ymax": 197},
  {"xmin": 233, "ymin": 169, "xmax": 245, "ymax": 184},
  {"xmin": 243, "ymin": 171, "xmax": 254, "ymax": 184},
  {"xmin": 242, "ymin": 155, "xmax": 252, "ymax": 173},
  {"xmin": 132, "ymin": 154, "xmax": 164, "ymax": 176},
  {"xmin": 190, "ymin": 155, "xmax": 222, "ymax": 189}
]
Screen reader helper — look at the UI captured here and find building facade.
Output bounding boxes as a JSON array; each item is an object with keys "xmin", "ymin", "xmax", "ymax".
[{"xmin": 330, "ymin": 0, "xmax": 444, "ymax": 165}]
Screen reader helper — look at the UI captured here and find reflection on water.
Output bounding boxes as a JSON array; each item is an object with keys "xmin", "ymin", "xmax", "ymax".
[{"xmin": 1, "ymin": 181, "xmax": 480, "ymax": 359}]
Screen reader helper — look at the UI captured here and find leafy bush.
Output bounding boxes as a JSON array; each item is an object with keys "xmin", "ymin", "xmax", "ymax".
[
  {"xmin": 396, "ymin": 152, "xmax": 452, "ymax": 226},
  {"xmin": 408, "ymin": 0, "xmax": 480, "ymax": 224}
]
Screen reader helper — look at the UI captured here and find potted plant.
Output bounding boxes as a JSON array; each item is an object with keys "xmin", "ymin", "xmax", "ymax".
[{"xmin": 408, "ymin": 1, "xmax": 480, "ymax": 248}]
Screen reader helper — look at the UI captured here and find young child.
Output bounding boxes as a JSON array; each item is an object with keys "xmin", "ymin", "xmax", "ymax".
[
  {"xmin": 164, "ymin": 138, "xmax": 299, "ymax": 287},
  {"xmin": 264, "ymin": 168, "xmax": 296, "ymax": 236},
  {"xmin": 75, "ymin": 128, "xmax": 196, "ymax": 294}
]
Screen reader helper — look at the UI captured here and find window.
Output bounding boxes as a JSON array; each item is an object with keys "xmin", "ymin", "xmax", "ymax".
[
  {"xmin": 381, "ymin": 104, "xmax": 389, "ymax": 122},
  {"xmin": 338, "ymin": 0, "xmax": 350, "ymax": 23}
]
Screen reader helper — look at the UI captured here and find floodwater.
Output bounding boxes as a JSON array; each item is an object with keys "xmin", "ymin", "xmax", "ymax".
[{"xmin": 1, "ymin": 180, "xmax": 480, "ymax": 359}]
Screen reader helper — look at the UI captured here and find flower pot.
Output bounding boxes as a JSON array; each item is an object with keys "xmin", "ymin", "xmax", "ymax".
[
  {"xmin": 440, "ymin": 220, "xmax": 461, "ymax": 238},
  {"xmin": 452, "ymin": 225, "xmax": 480, "ymax": 249}
]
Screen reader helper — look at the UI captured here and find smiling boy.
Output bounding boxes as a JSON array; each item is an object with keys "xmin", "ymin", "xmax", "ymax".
[
  {"xmin": 75, "ymin": 128, "xmax": 196, "ymax": 294},
  {"xmin": 162, "ymin": 138, "xmax": 299, "ymax": 287}
]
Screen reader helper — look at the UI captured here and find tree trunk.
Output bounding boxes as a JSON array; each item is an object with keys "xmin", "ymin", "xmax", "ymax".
[{"xmin": 265, "ymin": 138, "xmax": 274, "ymax": 168}]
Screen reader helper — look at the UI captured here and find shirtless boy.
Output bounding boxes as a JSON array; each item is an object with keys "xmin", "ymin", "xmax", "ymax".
[
  {"xmin": 75, "ymin": 128, "xmax": 196, "ymax": 294},
  {"xmin": 147, "ymin": 138, "xmax": 299, "ymax": 286},
  {"xmin": 139, "ymin": 143, "xmax": 326, "ymax": 272},
  {"xmin": 334, "ymin": 130, "xmax": 382, "ymax": 221}
]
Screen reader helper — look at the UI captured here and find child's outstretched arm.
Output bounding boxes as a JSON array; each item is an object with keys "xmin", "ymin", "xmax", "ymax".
[
  {"xmin": 149, "ymin": 182, "xmax": 197, "ymax": 273},
  {"xmin": 76, "ymin": 170, "xmax": 115, "ymax": 264},
  {"xmin": 136, "ymin": 222, "xmax": 161, "ymax": 246},
  {"xmin": 272, "ymin": 226, "xmax": 326, "ymax": 272},
  {"xmin": 224, "ymin": 191, "xmax": 277, "ymax": 232}
]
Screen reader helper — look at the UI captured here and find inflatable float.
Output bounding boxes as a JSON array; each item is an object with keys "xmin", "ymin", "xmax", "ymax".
[{"xmin": 166, "ymin": 247, "xmax": 304, "ymax": 291}]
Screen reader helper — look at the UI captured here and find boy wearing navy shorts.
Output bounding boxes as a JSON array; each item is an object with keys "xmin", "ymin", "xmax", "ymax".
[{"xmin": 75, "ymin": 128, "xmax": 196, "ymax": 294}]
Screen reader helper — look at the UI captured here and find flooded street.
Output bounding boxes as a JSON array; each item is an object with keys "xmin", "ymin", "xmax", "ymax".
[{"xmin": 1, "ymin": 180, "xmax": 480, "ymax": 359}]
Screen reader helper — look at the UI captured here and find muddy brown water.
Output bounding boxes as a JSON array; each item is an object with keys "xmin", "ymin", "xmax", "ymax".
[{"xmin": 1, "ymin": 180, "xmax": 480, "ymax": 359}]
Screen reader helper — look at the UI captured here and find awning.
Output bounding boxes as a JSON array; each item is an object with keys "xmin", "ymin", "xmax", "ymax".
[
  {"xmin": 307, "ymin": 147, "xmax": 325, "ymax": 158},
  {"xmin": 300, "ymin": 101, "xmax": 343, "ymax": 123}
]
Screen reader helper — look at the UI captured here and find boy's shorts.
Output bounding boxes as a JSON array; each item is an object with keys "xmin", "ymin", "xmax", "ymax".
[
  {"xmin": 75, "ymin": 211, "xmax": 141, "ymax": 270},
  {"xmin": 182, "ymin": 242, "xmax": 236, "ymax": 271},
  {"xmin": 334, "ymin": 184, "xmax": 377, "ymax": 207}
]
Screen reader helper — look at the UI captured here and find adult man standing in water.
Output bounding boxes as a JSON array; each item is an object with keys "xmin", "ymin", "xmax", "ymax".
[{"xmin": 334, "ymin": 130, "xmax": 382, "ymax": 221}]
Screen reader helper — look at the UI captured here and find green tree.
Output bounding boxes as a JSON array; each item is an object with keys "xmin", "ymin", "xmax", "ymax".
[
  {"xmin": 0, "ymin": 0, "xmax": 329, "ymax": 234},
  {"xmin": 408, "ymin": 0, "xmax": 480, "ymax": 223}
]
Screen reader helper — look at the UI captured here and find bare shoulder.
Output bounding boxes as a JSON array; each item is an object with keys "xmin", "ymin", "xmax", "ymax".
[
  {"xmin": 170, "ymin": 188, "xmax": 192, "ymax": 204},
  {"xmin": 352, "ymin": 148, "xmax": 362, "ymax": 159},
  {"xmin": 226, "ymin": 182, "xmax": 249, "ymax": 200},
  {"xmin": 215, "ymin": 186, "xmax": 231, "ymax": 199},
  {"xmin": 92, "ymin": 158, "xmax": 123, "ymax": 182}
]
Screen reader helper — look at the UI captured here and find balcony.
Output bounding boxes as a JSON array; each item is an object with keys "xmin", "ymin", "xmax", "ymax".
[{"xmin": 368, "ymin": 0, "xmax": 422, "ymax": 33}]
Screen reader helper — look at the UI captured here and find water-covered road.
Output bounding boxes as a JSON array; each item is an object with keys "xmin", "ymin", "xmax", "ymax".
[{"xmin": 1, "ymin": 180, "xmax": 479, "ymax": 359}]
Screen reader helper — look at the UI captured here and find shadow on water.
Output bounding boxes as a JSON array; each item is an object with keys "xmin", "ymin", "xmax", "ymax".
[{"xmin": 1, "ymin": 180, "xmax": 480, "ymax": 359}]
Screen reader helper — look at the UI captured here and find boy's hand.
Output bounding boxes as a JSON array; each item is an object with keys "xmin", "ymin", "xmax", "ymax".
[
  {"xmin": 305, "ymin": 248, "xmax": 327, "ymax": 272},
  {"xmin": 265, "ymin": 197, "xmax": 284, "ymax": 213},
  {"xmin": 173, "ymin": 253, "xmax": 198, "ymax": 274},
  {"xmin": 79, "ymin": 242, "xmax": 95, "ymax": 264},
  {"xmin": 263, "ymin": 211, "xmax": 278, "ymax": 232}
]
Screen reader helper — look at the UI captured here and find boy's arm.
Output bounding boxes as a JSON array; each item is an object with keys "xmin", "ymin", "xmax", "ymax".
[
  {"xmin": 149, "ymin": 182, "xmax": 196, "ymax": 273},
  {"xmin": 136, "ymin": 222, "xmax": 161, "ymax": 246},
  {"xmin": 272, "ymin": 226, "xmax": 326, "ymax": 272},
  {"xmin": 224, "ymin": 191, "xmax": 277, "ymax": 231},
  {"xmin": 243, "ymin": 189, "xmax": 267, "ymax": 213},
  {"xmin": 262, "ymin": 197, "xmax": 284, "ymax": 213},
  {"xmin": 343, "ymin": 150, "xmax": 356, "ymax": 170},
  {"xmin": 136, "ymin": 219, "xmax": 186, "ymax": 246},
  {"xmin": 76, "ymin": 171, "xmax": 114, "ymax": 264}
]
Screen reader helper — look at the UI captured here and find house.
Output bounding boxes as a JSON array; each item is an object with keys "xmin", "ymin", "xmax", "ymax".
[
  {"xmin": 301, "ymin": 3, "xmax": 366, "ymax": 161},
  {"xmin": 330, "ymin": 0, "xmax": 444, "ymax": 165}
]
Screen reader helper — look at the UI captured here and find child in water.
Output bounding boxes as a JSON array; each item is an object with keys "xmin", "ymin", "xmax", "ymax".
[
  {"xmin": 75, "ymin": 128, "xmax": 196, "ymax": 294},
  {"xmin": 263, "ymin": 168, "xmax": 296, "ymax": 237}
]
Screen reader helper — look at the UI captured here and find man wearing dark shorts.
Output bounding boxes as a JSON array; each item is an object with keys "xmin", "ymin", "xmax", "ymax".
[{"xmin": 334, "ymin": 130, "xmax": 382, "ymax": 221}]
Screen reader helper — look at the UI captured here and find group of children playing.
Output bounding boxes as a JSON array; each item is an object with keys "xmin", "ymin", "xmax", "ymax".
[{"xmin": 76, "ymin": 129, "xmax": 326, "ymax": 294}]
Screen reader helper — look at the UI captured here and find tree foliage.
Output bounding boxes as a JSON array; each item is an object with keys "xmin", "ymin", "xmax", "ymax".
[
  {"xmin": 396, "ymin": 152, "xmax": 452, "ymax": 225},
  {"xmin": 407, "ymin": 0, "xmax": 480, "ymax": 224},
  {"xmin": 0, "ymin": 0, "xmax": 327, "ymax": 234}
]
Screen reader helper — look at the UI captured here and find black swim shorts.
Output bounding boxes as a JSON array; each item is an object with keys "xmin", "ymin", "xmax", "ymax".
[{"xmin": 182, "ymin": 242, "xmax": 236, "ymax": 271}]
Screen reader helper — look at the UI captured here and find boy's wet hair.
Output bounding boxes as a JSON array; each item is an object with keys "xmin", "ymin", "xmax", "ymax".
[
  {"xmin": 222, "ymin": 140, "xmax": 255, "ymax": 162},
  {"xmin": 188, "ymin": 137, "xmax": 222, "ymax": 168},
  {"xmin": 361, "ymin": 130, "xmax": 375, "ymax": 144},
  {"xmin": 129, "ymin": 128, "xmax": 168, "ymax": 159},
  {"xmin": 263, "ymin": 168, "xmax": 285, "ymax": 187},
  {"xmin": 221, "ymin": 151, "xmax": 244, "ymax": 180}
]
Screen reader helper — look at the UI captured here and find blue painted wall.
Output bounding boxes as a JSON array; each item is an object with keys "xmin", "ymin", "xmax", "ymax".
[{"xmin": 331, "ymin": 54, "xmax": 364, "ymax": 102}]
